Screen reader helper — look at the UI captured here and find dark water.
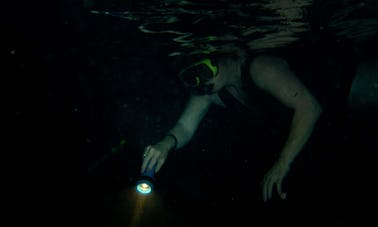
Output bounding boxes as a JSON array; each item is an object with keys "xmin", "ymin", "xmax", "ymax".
[{"xmin": 5, "ymin": 0, "xmax": 377, "ymax": 226}]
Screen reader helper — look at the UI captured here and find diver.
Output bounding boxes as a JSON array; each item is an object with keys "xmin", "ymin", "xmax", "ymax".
[
  {"xmin": 140, "ymin": 51, "xmax": 326, "ymax": 202},
  {"xmin": 141, "ymin": 49, "xmax": 322, "ymax": 200}
]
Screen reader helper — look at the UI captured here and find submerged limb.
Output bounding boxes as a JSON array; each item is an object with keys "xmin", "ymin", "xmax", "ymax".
[{"xmin": 348, "ymin": 62, "xmax": 378, "ymax": 108}]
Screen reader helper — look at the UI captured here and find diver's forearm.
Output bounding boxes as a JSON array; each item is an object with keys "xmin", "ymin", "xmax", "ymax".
[
  {"xmin": 167, "ymin": 123, "xmax": 195, "ymax": 151},
  {"xmin": 278, "ymin": 105, "xmax": 322, "ymax": 166}
]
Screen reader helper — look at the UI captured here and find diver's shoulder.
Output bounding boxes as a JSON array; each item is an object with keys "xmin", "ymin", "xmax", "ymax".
[
  {"xmin": 249, "ymin": 55, "xmax": 289, "ymax": 77},
  {"xmin": 250, "ymin": 55, "xmax": 288, "ymax": 69}
]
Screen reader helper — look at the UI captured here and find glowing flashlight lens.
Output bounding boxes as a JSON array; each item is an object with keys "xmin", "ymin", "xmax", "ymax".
[
  {"xmin": 136, "ymin": 165, "xmax": 156, "ymax": 195},
  {"xmin": 136, "ymin": 182, "xmax": 152, "ymax": 194}
]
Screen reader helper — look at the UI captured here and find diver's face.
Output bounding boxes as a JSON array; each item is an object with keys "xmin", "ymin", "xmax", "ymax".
[
  {"xmin": 191, "ymin": 66, "xmax": 226, "ymax": 95},
  {"xmin": 190, "ymin": 66, "xmax": 227, "ymax": 95},
  {"xmin": 180, "ymin": 58, "xmax": 222, "ymax": 95}
]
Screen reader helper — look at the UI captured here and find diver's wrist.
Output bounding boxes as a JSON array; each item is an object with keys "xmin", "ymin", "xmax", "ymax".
[{"xmin": 165, "ymin": 133, "xmax": 178, "ymax": 151}]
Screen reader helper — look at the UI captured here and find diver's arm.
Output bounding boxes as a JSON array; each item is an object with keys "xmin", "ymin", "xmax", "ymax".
[
  {"xmin": 168, "ymin": 94, "xmax": 213, "ymax": 150},
  {"xmin": 141, "ymin": 94, "xmax": 213, "ymax": 173},
  {"xmin": 251, "ymin": 56, "xmax": 322, "ymax": 166},
  {"xmin": 250, "ymin": 56, "xmax": 323, "ymax": 200}
]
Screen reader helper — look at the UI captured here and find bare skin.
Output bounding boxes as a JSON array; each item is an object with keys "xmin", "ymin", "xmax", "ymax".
[
  {"xmin": 141, "ymin": 55, "xmax": 323, "ymax": 202},
  {"xmin": 347, "ymin": 61, "xmax": 378, "ymax": 108}
]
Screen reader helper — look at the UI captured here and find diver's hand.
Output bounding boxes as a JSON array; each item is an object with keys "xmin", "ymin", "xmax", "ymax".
[
  {"xmin": 262, "ymin": 161, "xmax": 290, "ymax": 202},
  {"xmin": 140, "ymin": 142, "xmax": 170, "ymax": 174}
]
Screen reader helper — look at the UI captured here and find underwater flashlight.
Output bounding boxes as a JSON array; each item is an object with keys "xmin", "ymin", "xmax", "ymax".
[{"xmin": 136, "ymin": 166, "xmax": 156, "ymax": 195}]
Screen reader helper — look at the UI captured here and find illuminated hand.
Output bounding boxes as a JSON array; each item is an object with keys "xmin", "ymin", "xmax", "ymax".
[
  {"xmin": 140, "ymin": 142, "xmax": 170, "ymax": 174},
  {"xmin": 262, "ymin": 161, "xmax": 290, "ymax": 202}
]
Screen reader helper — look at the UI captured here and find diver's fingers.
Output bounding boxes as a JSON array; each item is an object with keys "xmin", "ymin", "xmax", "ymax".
[
  {"xmin": 277, "ymin": 179, "xmax": 287, "ymax": 200},
  {"xmin": 147, "ymin": 155, "xmax": 158, "ymax": 172},
  {"xmin": 263, "ymin": 182, "xmax": 267, "ymax": 202},
  {"xmin": 268, "ymin": 178, "xmax": 273, "ymax": 201},
  {"xmin": 263, "ymin": 176, "xmax": 274, "ymax": 202},
  {"xmin": 141, "ymin": 155, "xmax": 152, "ymax": 173},
  {"xmin": 277, "ymin": 180, "xmax": 282, "ymax": 196},
  {"xmin": 262, "ymin": 177, "xmax": 266, "ymax": 201},
  {"xmin": 263, "ymin": 177, "xmax": 270, "ymax": 202},
  {"xmin": 155, "ymin": 158, "xmax": 165, "ymax": 173},
  {"xmin": 141, "ymin": 146, "xmax": 151, "ymax": 173}
]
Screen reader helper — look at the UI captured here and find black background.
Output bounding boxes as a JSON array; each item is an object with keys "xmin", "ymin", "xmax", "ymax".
[{"xmin": 4, "ymin": 0, "xmax": 377, "ymax": 226}]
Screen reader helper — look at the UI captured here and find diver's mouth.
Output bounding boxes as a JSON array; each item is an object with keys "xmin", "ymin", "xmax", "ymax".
[{"xmin": 191, "ymin": 83, "xmax": 215, "ymax": 95}]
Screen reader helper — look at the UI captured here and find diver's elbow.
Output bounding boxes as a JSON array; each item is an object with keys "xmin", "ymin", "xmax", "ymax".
[{"xmin": 311, "ymin": 101, "xmax": 323, "ymax": 119}]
